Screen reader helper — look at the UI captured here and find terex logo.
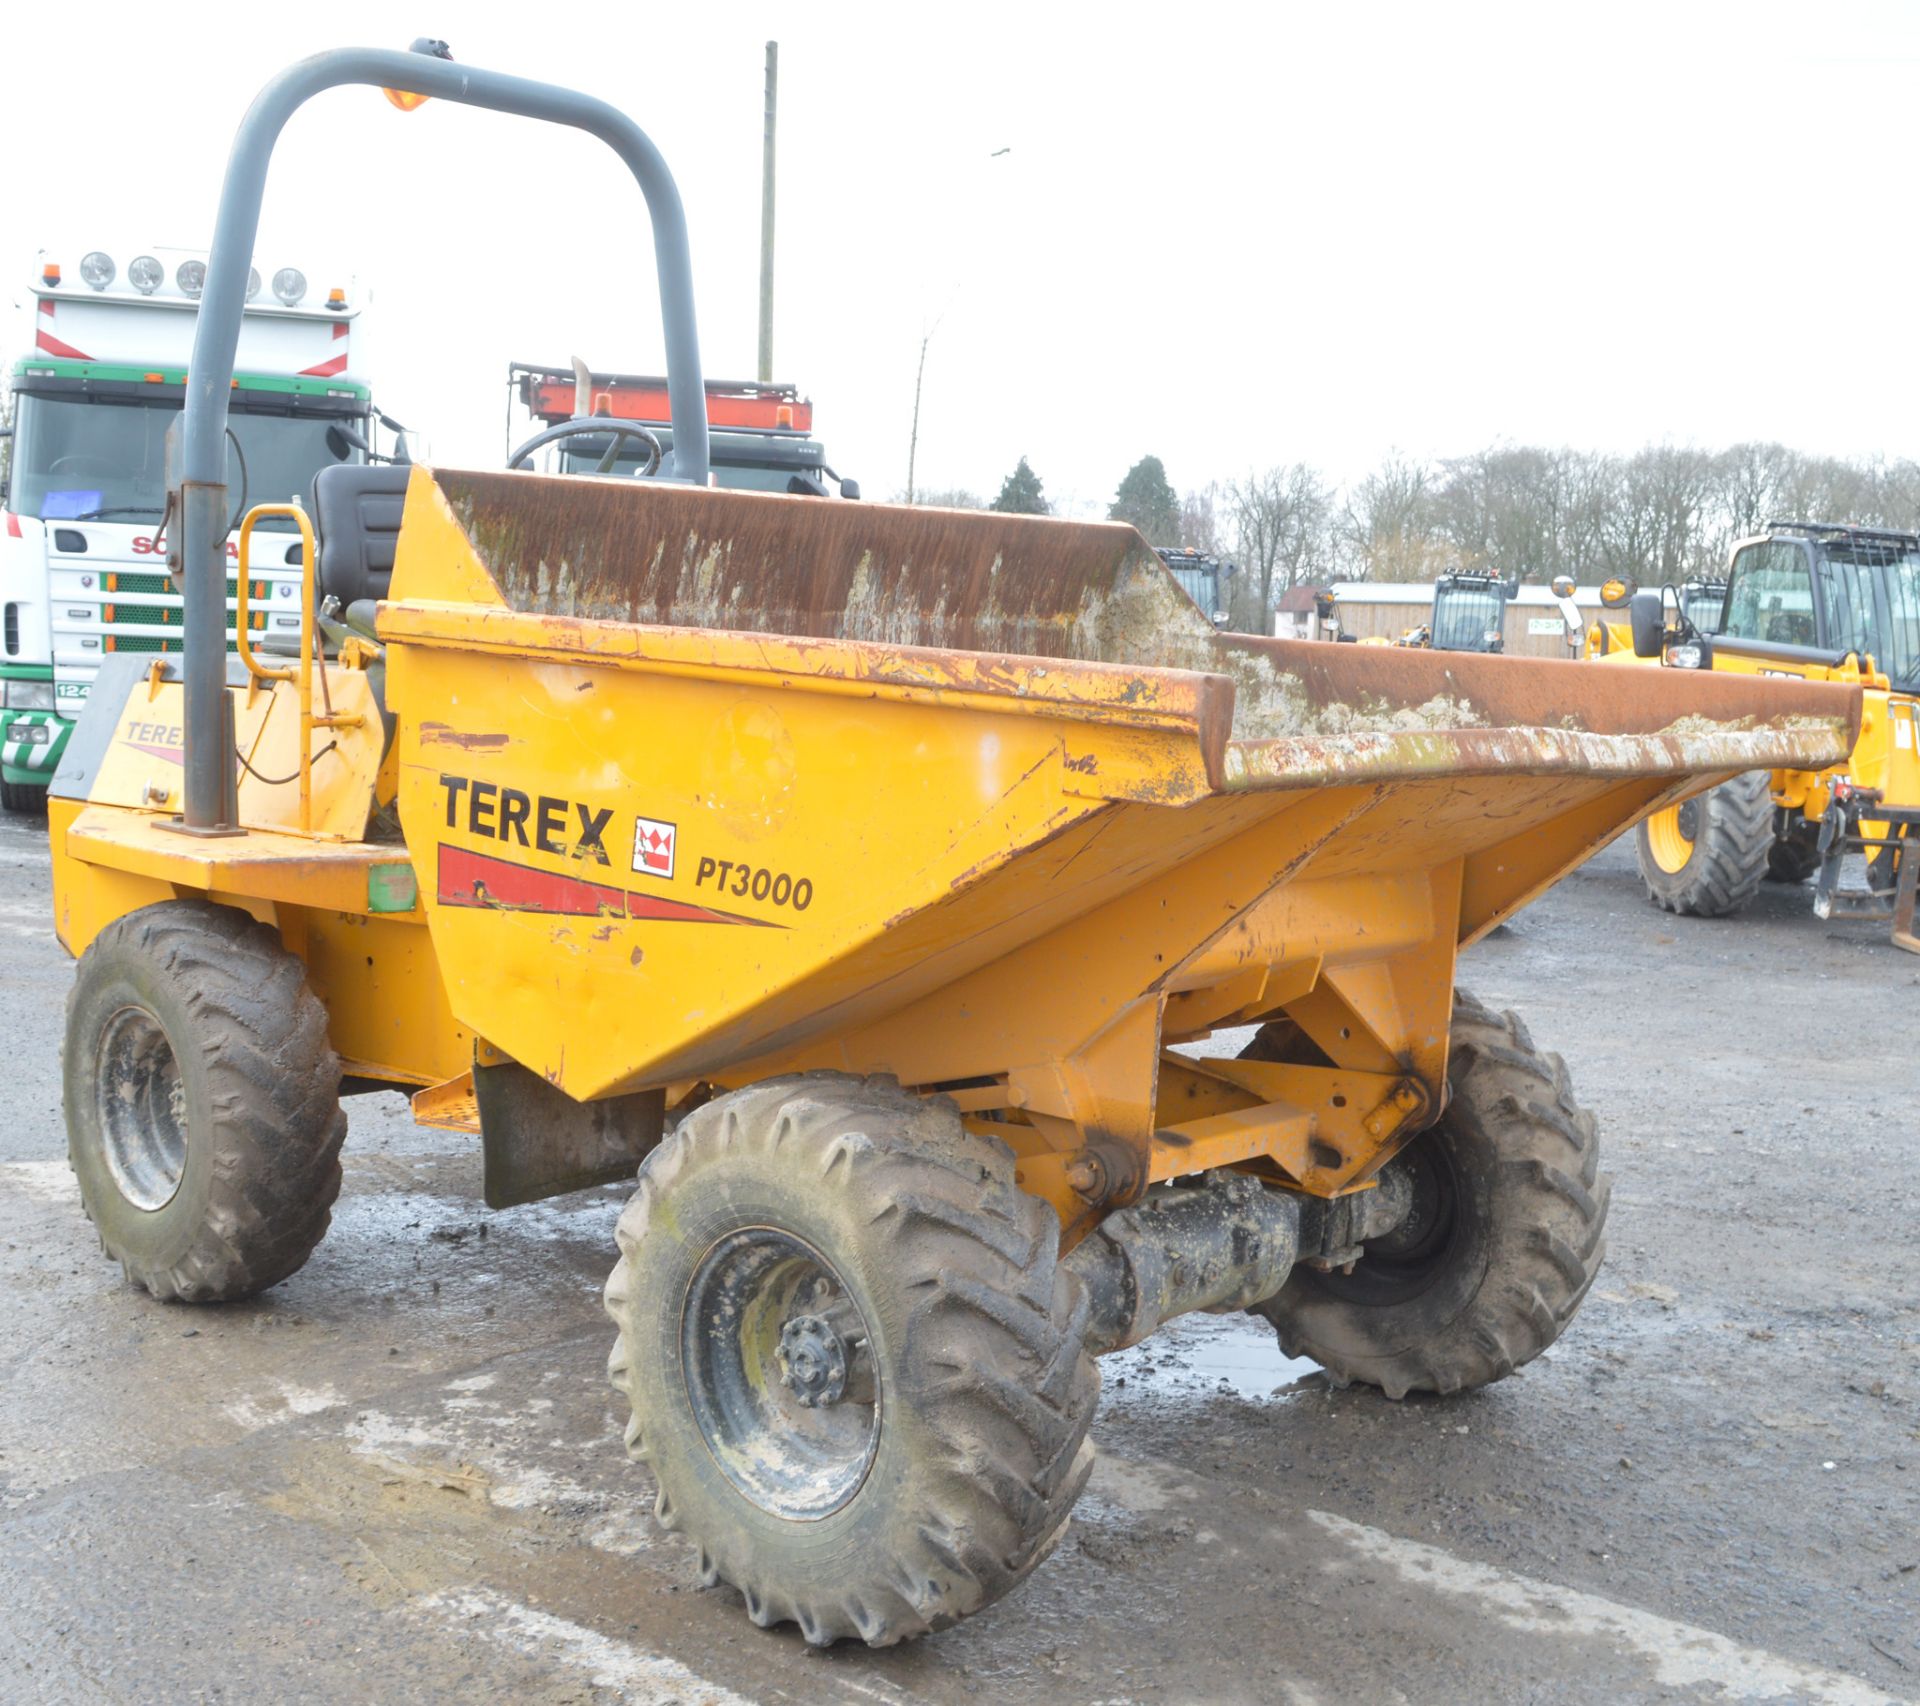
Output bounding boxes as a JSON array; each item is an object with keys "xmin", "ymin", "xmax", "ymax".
[
  {"xmin": 439, "ymin": 773, "xmax": 612, "ymax": 865},
  {"xmin": 122, "ymin": 719, "xmax": 186, "ymax": 764}
]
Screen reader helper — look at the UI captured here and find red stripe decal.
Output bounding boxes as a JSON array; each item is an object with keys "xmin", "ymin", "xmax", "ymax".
[
  {"xmin": 4, "ymin": 513, "xmax": 20, "ymax": 538},
  {"xmin": 436, "ymin": 843, "xmax": 777, "ymax": 926},
  {"xmin": 297, "ymin": 351, "xmax": 349, "ymax": 378},
  {"xmin": 35, "ymin": 304, "xmax": 92, "ymax": 361},
  {"xmin": 127, "ymin": 741, "xmax": 185, "ymax": 766}
]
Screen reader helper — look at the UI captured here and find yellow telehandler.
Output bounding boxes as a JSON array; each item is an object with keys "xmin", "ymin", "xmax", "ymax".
[
  {"xmin": 1588, "ymin": 528, "xmax": 1920, "ymax": 948},
  {"xmin": 45, "ymin": 44, "xmax": 1862, "ymax": 1646}
]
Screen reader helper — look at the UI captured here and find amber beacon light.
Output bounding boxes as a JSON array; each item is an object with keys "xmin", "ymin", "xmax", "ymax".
[{"xmin": 383, "ymin": 37, "xmax": 454, "ymax": 111}]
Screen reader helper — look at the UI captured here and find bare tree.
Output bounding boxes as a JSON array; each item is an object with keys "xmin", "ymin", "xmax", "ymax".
[
  {"xmin": 1713, "ymin": 441, "xmax": 1797, "ymax": 542},
  {"xmin": 1599, "ymin": 446, "xmax": 1717, "ymax": 583},
  {"xmin": 1227, "ymin": 463, "xmax": 1334, "ymax": 622},
  {"xmin": 1779, "ymin": 455, "xmax": 1877, "ymax": 532},
  {"xmin": 1868, "ymin": 459, "xmax": 1920, "ymax": 530},
  {"xmin": 892, "ymin": 486, "xmax": 984, "ymax": 509},
  {"xmin": 1131, "ymin": 437, "xmax": 1920, "ymax": 598},
  {"xmin": 1433, "ymin": 445, "xmax": 1561, "ymax": 579},
  {"xmin": 1338, "ymin": 453, "xmax": 1449, "ymax": 582},
  {"xmin": 1178, "ymin": 484, "xmax": 1223, "ymax": 554},
  {"xmin": 1557, "ymin": 450, "xmax": 1619, "ymax": 580}
]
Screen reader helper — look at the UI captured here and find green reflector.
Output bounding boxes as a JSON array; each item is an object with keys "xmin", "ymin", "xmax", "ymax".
[{"xmin": 367, "ymin": 863, "xmax": 418, "ymax": 914}]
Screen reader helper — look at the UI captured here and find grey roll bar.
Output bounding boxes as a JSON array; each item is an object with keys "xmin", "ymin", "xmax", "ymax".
[{"xmin": 173, "ymin": 45, "xmax": 709, "ymax": 833}]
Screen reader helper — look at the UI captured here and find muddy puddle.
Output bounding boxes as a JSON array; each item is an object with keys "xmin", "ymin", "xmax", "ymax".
[{"xmin": 1102, "ymin": 1310, "xmax": 1321, "ymax": 1404}]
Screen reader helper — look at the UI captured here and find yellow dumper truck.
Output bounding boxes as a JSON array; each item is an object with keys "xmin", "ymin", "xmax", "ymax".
[{"xmin": 46, "ymin": 46, "xmax": 1863, "ymax": 1646}]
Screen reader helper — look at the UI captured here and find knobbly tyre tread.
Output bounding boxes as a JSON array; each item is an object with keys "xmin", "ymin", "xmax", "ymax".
[
  {"xmin": 1252, "ymin": 988, "xmax": 1609, "ymax": 1399},
  {"xmin": 1764, "ymin": 834, "xmax": 1822, "ymax": 884},
  {"xmin": 63, "ymin": 900, "xmax": 346, "ymax": 1302},
  {"xmin": 1, "ymin": 780, "xmax": 48, "ymax": 815},
  {"xmin": 1635, "ymin": 770, "xmax": 1773, "ymax": 917},
  {"xmin": 604, "ymin": 1072, "xmax": 1099, "ymax": 1647}
]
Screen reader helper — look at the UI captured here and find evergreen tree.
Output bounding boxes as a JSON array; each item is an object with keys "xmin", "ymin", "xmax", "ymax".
[
  {"xmin": 1110, "ymin": 455, "xmax": 1181, "ymax": 544},
  {"xmin": 991, "ymin": 455, "xmax": 1050, "ymax": 515}
]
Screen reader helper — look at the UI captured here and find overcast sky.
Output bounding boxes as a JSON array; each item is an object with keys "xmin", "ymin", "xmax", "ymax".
[{"xmin": 6, "ymin": 2, "xmax": 1916, "ymax": 518}]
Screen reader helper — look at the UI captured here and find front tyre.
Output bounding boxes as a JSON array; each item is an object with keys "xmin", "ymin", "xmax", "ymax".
[
  {"xmin": 1252, "ymin": 989, "xmax": 1608, "ymax": 1398},
  {"xmin": 605, "ymin": 1073, "xmax": 1098, "ymax": 1647},
  {"xmin": 1, "ymin": 779, "xmax": 47, "ymax": 815},
  {"xmin": 63, "ymin": 900, "xmax": 346, "ymax": 1302},
  {"xmin": 1635, "ymin": 771, "xmax": 1772, "ymax": 916}
]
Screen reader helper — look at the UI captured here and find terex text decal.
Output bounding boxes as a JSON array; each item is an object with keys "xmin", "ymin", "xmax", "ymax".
[
  {"xmin": 121, "ymin": 719, "xmax": 186, "ymax": 765},
  {"xmin": 434, "ymin": 771, "xmax": 809, "ymax": 926},
  {"xmin": 439, "ymin": 773, "xmax": 611, "ymax": 864}
]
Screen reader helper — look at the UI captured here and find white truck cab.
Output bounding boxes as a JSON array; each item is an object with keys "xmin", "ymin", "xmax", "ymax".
[{"xmin": 1, "ymin": 246, "xmax": 376, "ymax": 810}]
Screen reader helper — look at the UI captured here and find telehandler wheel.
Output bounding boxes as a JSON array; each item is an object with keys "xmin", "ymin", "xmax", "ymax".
[
  {"xmin": 1634, "ymin": 770, "xmax": 1772, "ymax": 917},
  {"xmin": 1765, "ymin": 835, "xmax": 1822, "ymax": 884},
  {"xmin": 1, "ymin": 779, "xmax": 47, "ymax": 815},
  {"xmin": 63, "ymin": 900, "xmax": 346, "ymax": 1303},
  {"xmin": 1250, "ymin": 989, "xmax": 1608, "ymax": 1399},
  {"xmin": 604, "ymin": 1073, "xmax": 1098, "ymax": 1647}
]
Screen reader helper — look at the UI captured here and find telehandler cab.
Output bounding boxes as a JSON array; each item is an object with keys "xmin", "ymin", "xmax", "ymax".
[
  {"xmin": 47, "ymin": 45, "xmax": 1864, "ymax": 1645},
  {"xmin": 1395, "ymin": 569, "xmax": 1519, "ymax": 653}
]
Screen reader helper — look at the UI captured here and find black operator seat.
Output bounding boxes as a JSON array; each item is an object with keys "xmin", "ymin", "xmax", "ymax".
[
  {"xmin": 311, "ymin": 464, "xmax": 410, "ymax": 608},
  {"xmin": 1766, "ymin": 611, "xmax": 1815, "ymax": 647}
]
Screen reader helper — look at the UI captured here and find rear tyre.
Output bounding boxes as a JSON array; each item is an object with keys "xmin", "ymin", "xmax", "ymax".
[
  {"xmin": 1, "ymin": 779, "xmax": 47, "ymax": 814},
  {"xmin": 1634, "ymin": 770, "xmax": 1772, "ymax": 917},
  {"xmin": 604, "ymin": 1073, "xmax": 1098, "ymax": 1647},
  {"xmin": 1765, "ymin": 834, "xmax": 1821, "ymax": 885},
  {"xmin": 1250, "ymin": 989, "xmax": 1608, "ymax": 1399},
  {"xmin": 63, "ymin": 900, "xmax": 346, "ymax": 1302}
]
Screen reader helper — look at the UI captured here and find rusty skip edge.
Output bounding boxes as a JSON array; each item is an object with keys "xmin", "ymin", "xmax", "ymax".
[
  {"xmin": 1213, "ymin": 634, "xmax": 1862, "ymax": 736},
  {"xmin": 1203, "ymin": 634, "xmax": 1860, "ymax": 789},
  {"xmin": 1220, "ymin": 718, "xmax": 1858, "ymax": 791},
  {"xmin": 381, "ymin": 599, "xmax": 1238, "ymax": 788},
  {"xmin": 384, "ymin": 600, "xmax": 1859, "ymax": 794}
]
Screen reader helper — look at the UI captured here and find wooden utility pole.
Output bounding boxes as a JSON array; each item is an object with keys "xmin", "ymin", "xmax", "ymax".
[
  {"xmin": 906, "ymin": 329, "xmax": 932, "ymax": 506},
  {"xmin": 758, "ymin": 42, "xmax": 778, "ymax": 385}
]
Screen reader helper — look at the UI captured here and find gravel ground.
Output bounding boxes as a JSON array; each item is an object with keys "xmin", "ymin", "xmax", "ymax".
[{"xmin": 0, "ymin": 805, "xmax": 1915, "ymax": 1704}]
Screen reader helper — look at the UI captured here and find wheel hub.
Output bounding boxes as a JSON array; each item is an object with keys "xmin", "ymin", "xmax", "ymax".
[
  {"xmin": 1645, "ymin": 799, "xmax": 1700, "ymax": 874},
  {"xmin": 94, "ymin": 1004, "xmax": 188, "ymax": 1212},
  {"xmin": 1325, "ymin": 1136, "xmax": 1462, "ymax": 1305},
  {"xmin": 1363, "ymin": 1156, "xmax": 1438, "ymax": 1260},
  {"xmin": 777, "ymin": 1313, "xmax": 850, "ymax": 1407},
  {"xmin": 680, "ymin": 1229, "xmax": 880, "ymax": 1520}
]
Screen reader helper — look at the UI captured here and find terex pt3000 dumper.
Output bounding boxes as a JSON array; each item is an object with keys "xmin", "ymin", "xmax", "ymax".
[{"xmin": 46, "ymin": 46, "xmax": 1861, "ymax": 1647}]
